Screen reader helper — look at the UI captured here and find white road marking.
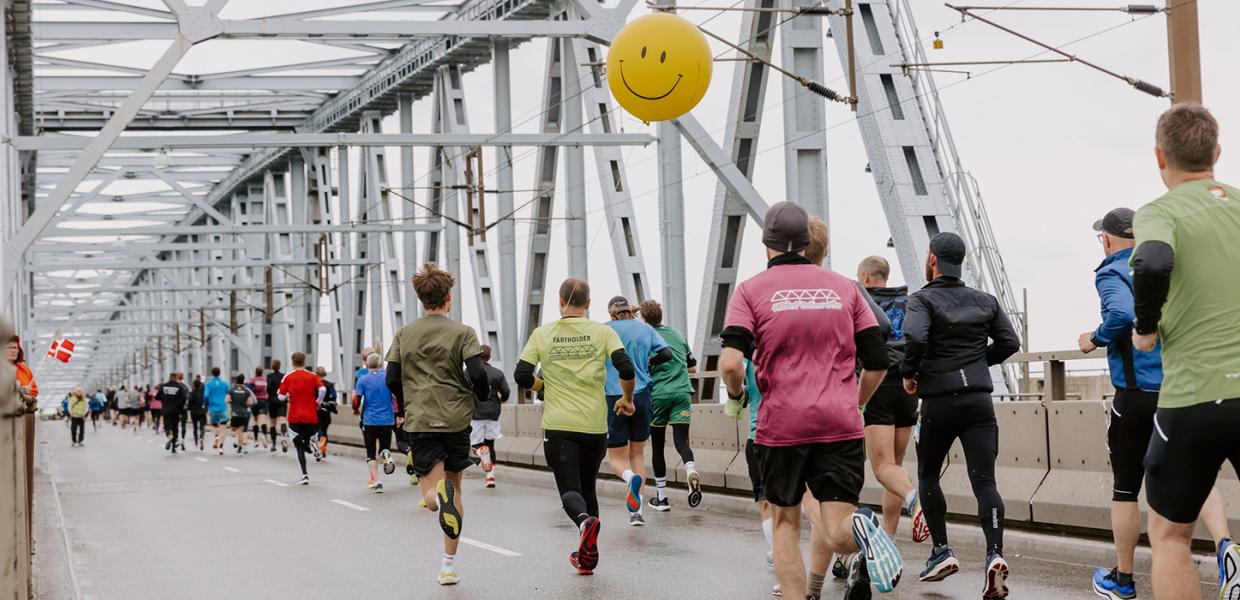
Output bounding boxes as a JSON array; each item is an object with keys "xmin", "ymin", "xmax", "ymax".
[
  {"xmin": 195, "ymin": 457, "xmax": 208, "ymax": 463},
  {"xmin": 460, "ymin": 537, "xmax": 523, "ymax": 557},
  {"xmin": 265, "ymin": 479, "xmax": 290, "ymax": 487},
  {"xmin": 330, "ymin": 499, "xmax": 370, "ymax": 512},
  {"xmin": 223, "ymin": 466, "xmax": 240, "ymax": 473}
]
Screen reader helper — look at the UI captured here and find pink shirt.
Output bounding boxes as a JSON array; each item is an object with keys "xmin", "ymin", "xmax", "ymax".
[{"xmin": 725, "ymin": 263, "xmax": 877, "ymax": 446}]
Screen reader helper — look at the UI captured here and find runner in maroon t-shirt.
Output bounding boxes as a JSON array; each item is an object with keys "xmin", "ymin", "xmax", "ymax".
[
  {"xmin": 277, "ymin": 351, "xmax": 326, "ymax": 484},
  {"xmin": 718, "ymin": 201, "xmax": 902, "ymax": 599}
]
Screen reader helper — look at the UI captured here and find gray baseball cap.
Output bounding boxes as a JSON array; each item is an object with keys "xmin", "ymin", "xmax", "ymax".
[
  {"xmin": 761, "ymin": 201, "xmax": 810, "ymax": 254},
  {"xmin": 1092, "ymin": 207, "xmax": 1135, "ymax": 239},
  {"xmin": 929, "ymin": 232, "xmax": 966, "ymax": 278}
]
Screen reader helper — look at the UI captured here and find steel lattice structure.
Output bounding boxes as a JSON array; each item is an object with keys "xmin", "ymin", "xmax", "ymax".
[{"xmin": 1, "ymin": 0, "xmax": 1021, "ymax": 402}]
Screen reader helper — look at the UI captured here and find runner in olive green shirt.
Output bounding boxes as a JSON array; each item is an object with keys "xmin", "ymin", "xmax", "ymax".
[
  {"xmin": 638, "ymin": 300, "xmax": 702, "ymax": 510},
  {"xmin": 514, "ymin": 277, "xmax": 636, "ymax": 575},
  {"xmin": 384, "ymin": 263, "xmax": 489, "ymax": 587},
  {"xmin": 1129, "ymin": 102, "xmax": 1240, "ymax": 600}
]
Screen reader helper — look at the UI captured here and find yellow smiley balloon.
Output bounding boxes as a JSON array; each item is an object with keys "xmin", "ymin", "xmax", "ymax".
[{"xmin": 607, "ymin": 13, "xmax": 713, "ymax": 123}]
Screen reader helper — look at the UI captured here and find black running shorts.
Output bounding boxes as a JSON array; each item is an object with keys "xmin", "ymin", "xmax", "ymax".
[
  {"xmin": 744, "ymin": 439, "xmax": 764, "ymax": 502},
  {"xmin": 756, "ymin": 438, "xmax": 865, "ymax": 507},
  {"xmin": 362, "ymin": 425, "xmax": 394, "ymax": 461},
  {"xmin": 229, "ymin": 415, "xmax": 247, "ymax": 429},
  {"xmin": 1107, "ymin": 389, "xmax": 1158, "ymax": 502},
  {"xmin": 251, "ymin": 401, "xmax": 269, "ymax": 416},
  {"xmin": 410, "ymin": 428, "xmax": 473, "ymax": 476},
  {"xmin": 268, "ymin": 400, "xmax": 288, "ymax": 419},
  {"xmin": 864, "ymin": 380, "xmax": 919, "ymax": 428},
  {"xmin": 1145, "ymin": 397, "xmax": 1240, "ymax": 524}
]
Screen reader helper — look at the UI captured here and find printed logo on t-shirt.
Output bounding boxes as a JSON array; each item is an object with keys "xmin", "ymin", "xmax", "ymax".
[
  {"xmin": 769, "ymin": 289, "xmax": 842, "ymax": 312},
  {"xmin": 548, "ymin": 335, "xmax": 597, "ymax": 361},
  {"xmin": 1209, "ymin": 185, "xmax": 1227, "ymax": 200}
]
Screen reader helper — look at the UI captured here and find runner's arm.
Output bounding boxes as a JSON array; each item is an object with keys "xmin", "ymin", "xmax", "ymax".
[
  {"xmin": 385, "ymin": 362, "xmax": 404, "ymax": 415},
  {"xmin": 513, "ymin": 360, "xmax": 541, "ymax": 391},
  {"xmin": 1091, "ymin": 269, "xmax": 1134, "ymax": 346},
  {"xmin": 856, "ymin": 281, "xmax": 891, "ymax": 339},
  {"xmin": 899, "ymin": 295, "xmax": 930, "ymax": 379},
  {"xmin": 856, "ymin": 325, "xmax": 888, "ymax": 406},
  {"xmin": 718, "ymin": 326, "xmax": 753, "ymax": 399},
  {"xmin": 496, "ymin": 373, "xmax": 511, "ymax": 403},
  {"xmin": 1131, "ymin": 240, "xmax": 1174, "ymax": 335},
  {"xmin": 465, "ymin": 354, "xmax": 489, "ymax": 406},
  {"xmin": 987, "ymin": 300, "xmax": 1022, "ymax": 365},
  {"xmin": 649, "ymin": 347, "xmax": 674, "ymax": 367},
  {"xmin": 316, "ymin": 386, "xmax": 327, "ymax": 404}
]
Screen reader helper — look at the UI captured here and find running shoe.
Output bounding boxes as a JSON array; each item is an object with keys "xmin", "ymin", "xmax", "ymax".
[
  {"xmin": 269, "ymin": 444, "xmax": 276, "ymax": 453},
  {"xmin": 299, "ymin": 474, "xmax": 309, "ymax": 485},
  {"xmin": 918, "ymin": 546, "xmax": 960, "ymax": 582},
  {"xmin": 179, "ymin": 442, "xmax": 186, "ymax": 451},
  {"xmin": 767, "ymin": 551, "xmax": 775, "ymax": 568},
  {"xmin": 851, "ymin": 507, "xmax": 902, "ymax": 593},
  {"xmin": 310, "ymin": 439, "xmax": 323, "ymax": 462},
  {"xmin": 571, "ymin": 515, "xmax": 601, "ymax": 574},
  {"xmin": 1219, "ymin": 538, "xmax": 1240, "ymax": 600},
  {"xmin": 381, "ymin": 449, "xmax": 395, "ymax": 475},
  {"xmin": 371, "ymin": 481, "xmax": 384, "ymax": 493},
  {"xmin": 436, "ymin": 479, "xmax": 462, "ymax": 540},
  {"xmin": 648, "ymin": 496, "xmax": 670, "ymax": 512},
  {"xmin": 1092, "ymin": 567, "xmax": 1136, "ymax": 600},
  {"xmin": 485, "ymin": 475, "xmax": 495, "ymax": 489},
  {"xmin": 437, "ymin": 570, "xmax": 459, "ymax": 586},
  {"xmin": 844, "ymin": 552, "xmax": 873, "ymax": 600},
  {"xmin": 906, "ymin": 492, "xmax": 929, "ymax": 543},
  {"xmin": 165, "ymin": 438, "xmax": 173, "ymax": 451},
  {"xmin": 318, "ymin": 435, "xmax": 328, "ymax": 457},
  {"xmin": 406, "ymin": 452, "xmax": 415, "ymax": 476},
  {"xmin": 832, "ymin": 553, "xmax": 852, "ymax": 579},
  {"xmin": 170, "ymin": 446, "xmax": 177, "ymax": 455},
  {"xmin": 410, "ymin": 473, "xmax": 420, "ymax": 486},
  {"xmin": 625, "ymin": 474, "xmax": 643, "ymax": 513},
  {"xmin": 281, "ymin": 437, "xmax": 289, "ymax": 453},
  {"xmin": 236, "ymin": 445, "xmax": 243, "ymax": 455},
  {"xmin": 629, "ymin": 512, "xmax": 645, "ymax": 527},
  {"xmin": 687, "ymin": 471, "xmax": 703, "ymax": 508},
  {"xmin": 478, "ymin": 446, "xmax": 494, "ymax": 473},
  {"xmin": 982, "ymin": 551, "xmax": 1010, "ymax": 599}
]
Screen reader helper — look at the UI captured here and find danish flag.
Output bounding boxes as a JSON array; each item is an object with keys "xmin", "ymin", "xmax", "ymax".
[{"xmin": 47, "ymin": 339, "xmax": 75, "ymax": 363}]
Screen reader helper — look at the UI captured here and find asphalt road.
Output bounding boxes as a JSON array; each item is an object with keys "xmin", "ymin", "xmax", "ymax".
[{"xmin": 39, "ymin": 420, "xmax": 1214, "ymax": 600}]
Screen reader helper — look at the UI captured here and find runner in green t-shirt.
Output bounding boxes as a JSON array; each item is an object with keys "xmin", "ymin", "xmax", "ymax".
[
  {"xmin": 384, "ymin": 263, "xmax": 490, "ymax": 587},
  {"xmin": 638, "ymin": 300, "xmax": 702, "ymax": 511},
  {"xmin": 1130, "ymin": 102, "xmax": 1240, "ymax": 600},
  {"xmin": 514, "ymin": 277, "xmax": 636, "ymax": 575}
]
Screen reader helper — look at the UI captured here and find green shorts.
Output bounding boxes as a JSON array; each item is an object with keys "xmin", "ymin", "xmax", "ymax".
[{"xmin": 651, "ymin": 394, "xmax": 693, "ymax": 427}]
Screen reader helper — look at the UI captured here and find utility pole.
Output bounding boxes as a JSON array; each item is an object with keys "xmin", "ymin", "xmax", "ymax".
[{"xmin": 1166, "ymin": 0, "xmax": 1201, "ymax": 104}]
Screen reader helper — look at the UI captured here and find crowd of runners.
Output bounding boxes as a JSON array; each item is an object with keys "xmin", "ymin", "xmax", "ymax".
[{"xmin": 44, "ymin": 102, "xmax": 1240, "ymax": 600}]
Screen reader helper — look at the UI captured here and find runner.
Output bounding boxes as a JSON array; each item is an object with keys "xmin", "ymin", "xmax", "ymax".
[
  {"xmin": 901, "ymin": 232, "xmax": 1021, "ymax": 598},
  {"xmin": 603, "ymin": 295, "xmax": 672, "ymax": 526},
  {"xmin": 68, "ymin": 388, "xmax": 89, "ymax": 446},
  {"xmin": 513, "ymin": 277, "xmax": 634, "ymax": 575},
  {"xmin": 204, "ymin": 368, "xmax": 230, "ymax": 455},
  {"xmin": 718, "ymin": 201, "xmax": 900, "ymax": 600},
  {"xmin": 106, "ymin": 386, "xmax": 117, "ymax": 425},
  {"xmin": 227, "ymin": 374, "xmax": 255, "ymax": 455},
  {"xmin": 355, "ymin": 353, "xmax": 396, "ymax": 492},
  {"xmin": 147, "ymin": 384, "xmax": 162, "ymax": 433},
  {"xmin": 123, "ymin": 385, "xmax": 143, "ymax": 432},
  {"xmin": 248, "ymin": 367, "xmax": 270, "ymax": 449},
  {"xmin": 856, "ymin": 255, "xmax": 927, "ymax": 545},
  {"xmin": 187, "ymin": 378, "xmax": 206, "ymax": 450},
  {"xmin": 385, "ymin": 263, "xmax": 491, "ymax": 586},
  {"xmin": 313, "ymin": 366, "xmax": 338, "ymax": 459},
  {"xmin": 277, "ymin": 352, "xmax": 327, "ymax": 484},
  {"xmin": 88, "ymin": 389, "xmax": 103, "ymax": 431},
  {"xmin": 637, "ymin": 299, "xmax": 700, "ymax": 511},
  {"xmin": 1129, "ymin": 103, "xmax": 1240, "ymax": 600},
  {"xmin": 135, "ymin": 386, "xmax": 146, "ymax": 429},
  {"xmin": 1081, "ymin": 206, "xmax": 1238, "ymax": 600},
  {"xmin": 266, "ymin": 359, "xmax": 289, "ymax": 453},
  {"xmin": 157, "ymin": 372, "xmax": 188, "ymax": 455},
  {"xmin": 472, "ymin": 345, "xmax": 509, "ymax": 489}
]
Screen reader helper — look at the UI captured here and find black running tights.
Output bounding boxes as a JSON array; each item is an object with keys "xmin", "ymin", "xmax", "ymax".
[
  {"xmin": 70, "ymin": 417, "xmax": 85, "ymax": 443},
  {"xmin": 917, "ymin": 392, "xmax": 1004, "ymax": 552},
  {"xmin": 544, "ymin": 430, "xmax": 608, "ymax": 527},
  {"xmin": 290, "ymin": 423, "xmax": 317, "ymax": 475},
  {"xmin": 650, "ymin": 424, "xmax": 695, "ymax": 479}
]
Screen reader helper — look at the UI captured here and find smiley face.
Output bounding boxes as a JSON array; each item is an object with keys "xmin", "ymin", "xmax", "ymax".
[{"xmin": 607, "ymin": 13, "xmax": 713, "ymax": 123}]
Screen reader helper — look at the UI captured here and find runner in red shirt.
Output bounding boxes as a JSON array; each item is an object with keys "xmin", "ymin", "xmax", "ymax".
[{"xmin": 278, "ymin": 351, "xmax": 326, "ymax": 484}]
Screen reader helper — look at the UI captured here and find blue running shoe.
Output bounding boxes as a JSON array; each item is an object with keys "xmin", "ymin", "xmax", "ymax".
[
  {"xmin": 1218, "ymin": 538, "xmax": 1240, "ymax": 600},
  {"xmin": 851, "ymin": 507, "xmax": 902, "ymax": 593},
  {"xmin": 983, "ymin": 551, "xmax": 1010, "ymax": 599},
  {"xmin": 1092, "ymin": 567, "xmax": 1136, "ymax": 600},
  {"xmin": 918, "ymin": 545, "xmax": 960, "ymax": 582},
  {"xmin": 625, "ymin": 474, "xmax": 643, "ymax": 513}
]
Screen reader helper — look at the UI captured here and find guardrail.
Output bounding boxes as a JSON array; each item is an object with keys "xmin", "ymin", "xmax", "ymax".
[{"xmin": 0, "ymin": 317, "xmax": 33, "ymax": 599}]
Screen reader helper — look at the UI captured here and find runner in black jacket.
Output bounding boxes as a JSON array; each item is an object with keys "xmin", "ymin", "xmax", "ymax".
[
  {"xmin": 900, "ymin": 233, "xmax": 1021, "ymax": 599},
  {"xmin": 157, "ymin": 374, "xmax": 190, "ymax": 455}
]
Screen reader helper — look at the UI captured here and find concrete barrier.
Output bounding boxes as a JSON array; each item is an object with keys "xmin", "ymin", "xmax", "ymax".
[{"xmin": 0, "ymin": 317, "xmax": 32, "ymax": 600}]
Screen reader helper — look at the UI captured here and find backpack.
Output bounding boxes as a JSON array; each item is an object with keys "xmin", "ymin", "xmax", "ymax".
[{"xmin": 321, "ymin": 380, "xmax": 339, "ymax": 414}]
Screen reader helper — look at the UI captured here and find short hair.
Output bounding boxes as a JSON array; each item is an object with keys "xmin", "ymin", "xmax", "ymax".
[
  {"xmin": 480, "ymin": 345, "xmax": 492, "ymax": 362},
  {"xmin": 858, "ymin": 255, "xmax": 891, "ymax": 282},
  {"xmin": 234, "ymin": 374, "xmax": 245, "ymax": 384},
  {"xmin": 270, "ymin": 359, "xmax": 282, "ymax": 371},
  {"xmin": 314, "ymin": 366, "xmax": 326, "ymax": 376},
  {"xmin": 168, "ymin": 372, "xmax": 176, "ymax": 381},
  {"xmin": 211, "ymin": 367, "xmax": 221, "ymax": 377},
  {"xmin": 254, "ymin": 366, "xmax": 263, "ymax": 377},
  {"xmin": 412, "ymin": 263, "xmax": 454, "ymax": 310},
  {"xmin": 559, "ymin": 277, "xmax": 589, "ymax": 308},
  {"xmin": 291, "ymin": 352, "xmax": 306, "ymax": 367},
  {"xmin": 366, "ymin": 353, "xmax": 382, "ymax": 369},
  {"xmin": 804, "ymin": 217, "xmax": 829, "ymax": 266},
  {"xmin": 360, "ymin": 346, "xmax": 373, "ymax": 360},
  {"xmin": 1157, "ymin": 102, "xmax": 1219, "ymax": 172},
  {"xmin": 639, "ymin": 300, "xmax": 663, "ymax": 326}
]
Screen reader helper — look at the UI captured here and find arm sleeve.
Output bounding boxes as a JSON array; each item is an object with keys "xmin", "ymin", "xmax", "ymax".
[
  {"xmin": 686, "ymin": 351, "xmax": 697, "ymax": 369},
  {"xmin": 464, "ymin": 355, "xmax": 489, "ymax": 405},
  {"xmin": 899, "ymin": 294, "xmax": 931, "ymax": 379},
  {"xmin": 987, "ymin": 301, "xmax": 1023, "ymax": 365},
  {"xmin": 497, "ymin": 374, "xmax": 511, "ymax": 403},
  {"xmin": 514, "ymin": 359, "xmax": 537, "ymax": 389},
  {"xmin": 611, "ymin": 349, "xmax": 636, "ymax": 381},
  {"xmin": 721, "ymin": 283, "xmax": 757, "ymax": 358},
  {"xmin": 854, "ymin": 326, "xmax": 889, "ymax": 371},
  {"xmin": 1131, "ymin": 241, "xmax": 1174, "ymax": 335},
  {"xmin": 385, "ymin": 362, "xmax": 404, "ymax": 415},
  {"xmin": 1091, "ymin": 270, "xmax": 1135, "ymax": 346},
  {"xmin": 649, "ymin": 347, "xmax": 674, "ymax": 366}
]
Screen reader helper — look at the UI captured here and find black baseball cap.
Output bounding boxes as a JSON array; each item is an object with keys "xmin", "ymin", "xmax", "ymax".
[
  {"xmin": 607, "ymin": 296, "xmax": 633, "ymax": 313},
  {"xmin": 761, "ymin": 201, "xmax": 810, "ymax": 254},
  {"xmin": 928, "ymin": 232, "xmax": 966, "ymax": 278},
  {"xmin": 1092, "ymin": 207, "xmax": 1134, "ymax": 239}
]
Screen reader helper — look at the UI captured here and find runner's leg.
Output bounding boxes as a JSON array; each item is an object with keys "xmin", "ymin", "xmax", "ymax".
[{"xmin": 867, "ymin": 424, "xmax": 914, "ymax": 535}]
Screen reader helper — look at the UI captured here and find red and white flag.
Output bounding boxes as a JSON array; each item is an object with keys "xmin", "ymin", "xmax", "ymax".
[
  {"xmin": 46, "ymin": 340, "xmax": 58, "ymax": 359},
  {"xmin": 49, "ymin": 339, "xmax": 74, "ymax": 363}
]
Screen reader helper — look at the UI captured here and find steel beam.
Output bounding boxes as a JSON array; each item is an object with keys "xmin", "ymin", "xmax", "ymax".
[
  {"xmin": 13, "ymin": 132, "xmax": 655, "ymax": 151},
  {"xmin": 34, "ymin": 18, "xmax": 622, "ymax": 42},
  {"xmin": 520, "ymin": 39, "xmax": 564, "ymax": 345},
  {"xmin": 492, "ymin": 39, "xmax": 519, "ymax": 373}
]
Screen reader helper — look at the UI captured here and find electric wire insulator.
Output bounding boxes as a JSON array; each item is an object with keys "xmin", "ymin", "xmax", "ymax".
[
  {"xmin": 1124, "ymin": 5, "xmax": 1159, "ymax": 15},
  {"xmin": 804, "ymin": 80, "xmax": 845, "ymax": 102},
  {"xmin": 1131, "ymin": 79, "xmax": 1167, "ymax": 98},
  {"xmin": 794, "ymin": 6, "xmax": 836, "ymax": 16}
]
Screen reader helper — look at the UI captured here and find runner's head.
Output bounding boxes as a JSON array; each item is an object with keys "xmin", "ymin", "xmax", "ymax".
[
  {"xmin": 7, "ymin": 335, "xmax": 21, "ymax": 363},
  {"xmin": 857, "ymin": 256, "xmax": 890, "ymax": 288},
  {"xmin": 291, "ymin": 352, "xmax": 306, "ymax": 368},
  {"xmin": 253, "ymin": 366, "xmax": 263, "ymax": 377},
  {"xmin": 480, "ymin": 345, "xmax": 492, "ymax": 363},
  {"xmin": 1155, "ymin": 102, "xmax": 1219, "ymax": 188},
  {"xmin": 270, "ymin": 359, "xmax": 281, "ymax": 372},
  {"xmin": 234, "ymin": 374, "xmax": 245, "ymax": 384},
  {"xmin": 211, "ymin": 367, "xmax": 221, "ymax": 378},
  {"xmin": 360, "ymin": 346, "xmax": 373, "ymax": 364},
  {"xmin": 1091, "ymin": 207, "xmax": 1136, "ymax": 257},
  {"xmin": 366, "ymin": 353, "xmax": 382, "ymax": 369},
  {"xmin": 926, "ymin": 232, "xmax": 966, "ymax": 282},
  {"xmin": 314, "ymin": 366, "xmax": 326, "ymax": 377},
  {"xmin": 804, "ymin": 216, "xmax": 829, "ymax": 266},
  {"xmin": 412, "ymin": 262, "xmax": 454, "ymax": 313},
  {"xmin": 607, "ymin": 296, "xmax": 635, "ymax": 320},
  {"xmin": 761, "ymin": 201, "xmax": 810, "ymax": 260},
  {"xmin": 558, "ymin": 277, "xmax": 590, "ymax": 315},
  {"xmin": 638, "ymin": 300, "xmax": 663, "ymax": 326}
]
